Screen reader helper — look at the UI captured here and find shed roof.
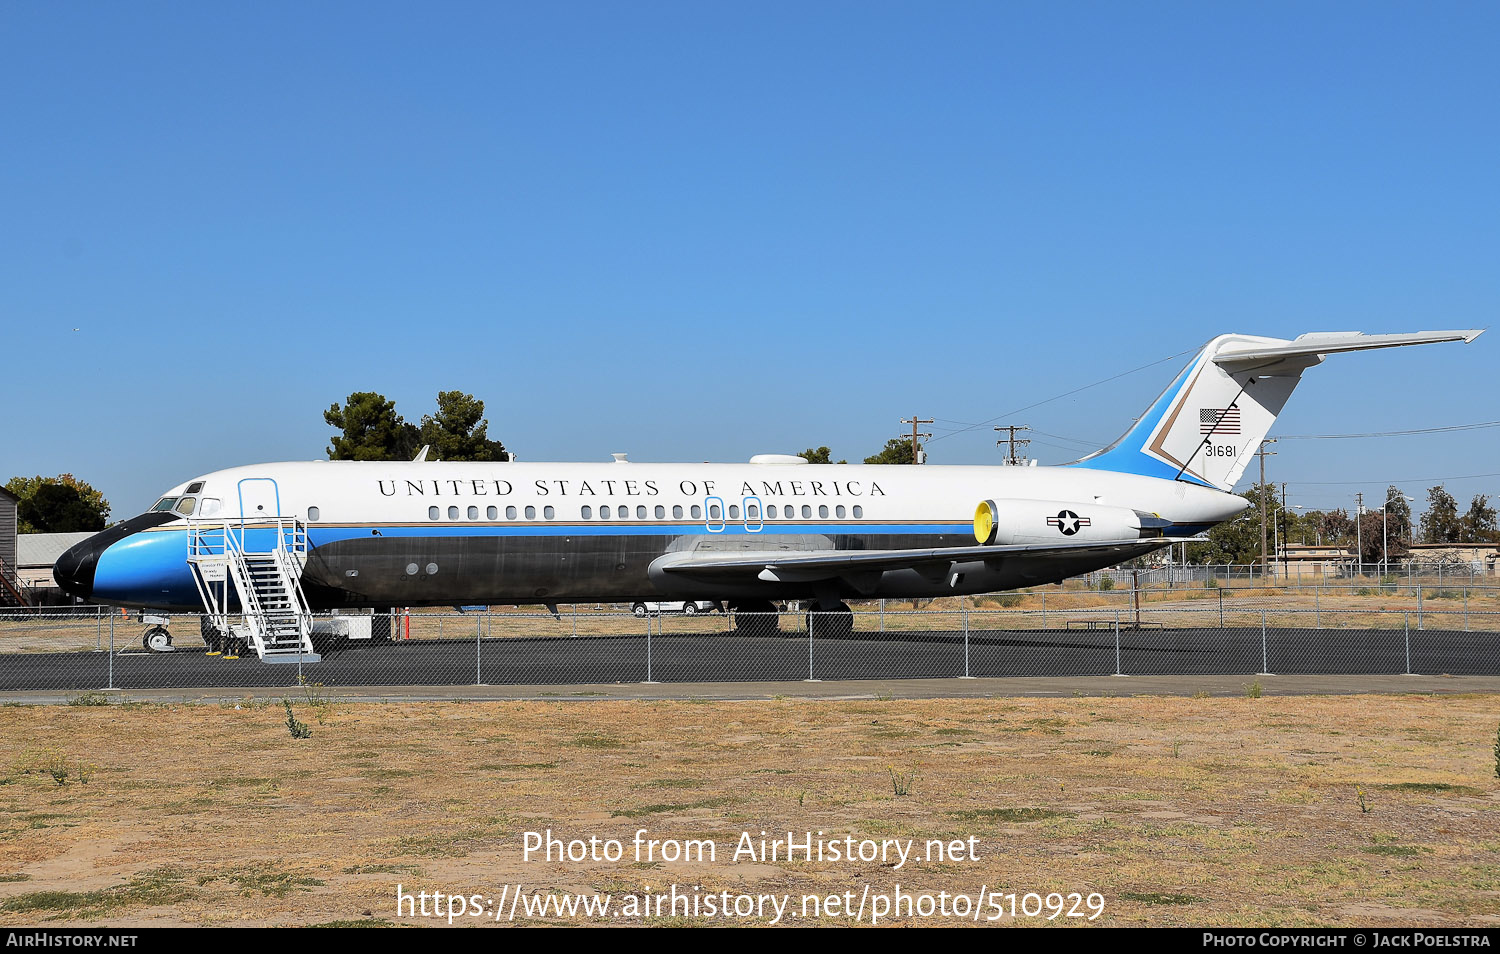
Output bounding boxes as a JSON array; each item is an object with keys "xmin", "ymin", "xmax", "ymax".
[{"xmin": 17, "ymin": 532, "xmax": 96, "ymax": 568}]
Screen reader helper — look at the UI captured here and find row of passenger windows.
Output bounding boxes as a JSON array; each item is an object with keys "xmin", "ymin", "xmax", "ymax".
[{"xmin": 426, "ymin": 503, "xmax": 866, "ymax": 521}]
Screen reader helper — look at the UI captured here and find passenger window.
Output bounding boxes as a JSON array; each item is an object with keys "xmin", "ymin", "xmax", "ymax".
[
  {"xmin": 174, "ymin": 497, "xmax": 196, "ymax": 515},
  {"xmin": 818, "ymin": 505, "xmax": 829, "ymax": 518},
  {"xmin": 709, "ymin": 504, "xmax": 721, "ymax": 519},
  {"xmin": 544, "ymin": 506, "xmax": 555, "ymax": 519},
  {"xmin": 748, "ymin": 503, "xmax": 760, "ymax": 519},
  {"xmin": 599, "ymin": 505, "xmax": 611, "ymax": 519},
  {"xmin": 429, "ymin": 506, "xmax": 440, "ymax": 520},
  {"xmin": 581, "ymin": 505, "xmax": 592, "ymax": 520},
  {"xmin": 619, "ymin": 506, "xmax": 629, "ymax": 520},
  {"xmin": 506, "ymin": 506, "xmax": 517, "ymax": 519},
  {"xmin": 307, "ymin": 506, "xmax": 321, "ymax": 521},
  {"xmin": 836, "ymin": 505, "xmax": 846, "ymax": 518},
  {"xmin": 801, "ymin": 505, "xmax": 812, "ymax": 518},
  {"xmin": 728, "ymin": 505, "xmax": 740, "ymax": 519},
  {"xmin": 448, "ymin": 506, "xmax": 459, "ymax": 520},
  {"xmin": 525, "ymin": 505, "xmax": 536, "ymax": 519},
  {"xmin": 672, "ymin": 505, "xmax": 683, "ymax": 519},
  {"xmin": 487, "ymin": 506, "xmax": 498, "ymax": 519},
  {"xmin": 467, "ymin": 506, "xmax": 478, "ymax": 520},
  {"xmin": 636, "ymin": 505, "xmax": 646, "ymax": 519},
  {"xmin": 654, "ymin": 505, "xmax": 665, "ymax": 519},
  {"xmin": 853, "ymin": 505, "xmax": 863, "ymax": 518},
  {"xmin": 767, "ymin": 505, "xmax": 777, "ymax": 519},
  {"xmin": 691, "ymin": 505, "xmax": 702, "ymax": 519}
]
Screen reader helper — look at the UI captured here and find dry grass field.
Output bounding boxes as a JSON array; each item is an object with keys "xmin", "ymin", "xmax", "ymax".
[{"xmin": 1, "ymin": 693, "xmax": 1498, "ymax": 927}]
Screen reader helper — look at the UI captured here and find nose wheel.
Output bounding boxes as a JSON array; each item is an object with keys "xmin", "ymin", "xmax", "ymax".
[{"xmin": 142, "ymin": 626, "xmax": 174, "ymax": 653}]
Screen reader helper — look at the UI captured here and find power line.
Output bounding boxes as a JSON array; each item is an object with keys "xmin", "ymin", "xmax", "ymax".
[
  {"xmin": 1275, "ymin": 420, "xmax": 1500, "ymax": 440},
  {"xmin": 1286, "ymin": 471, "xmax": 1500, "ymax": 487},
  {"xmin": 925, "ymin": 346, "xmax": 1198, "ymax": 445}
]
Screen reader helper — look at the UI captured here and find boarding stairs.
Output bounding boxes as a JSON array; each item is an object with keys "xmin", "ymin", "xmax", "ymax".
[
  {"xmin": 187, "ymin": 517, "xmax": 317, "ymax": 662},
  {"xmin": 0, "ymin": 556, "xmax": 28, "ymax": 608}
]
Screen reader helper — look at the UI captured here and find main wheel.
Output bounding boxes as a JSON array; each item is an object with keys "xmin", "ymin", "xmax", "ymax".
[
  {"xmin": 631, "ymin": 603, "xmax": 648, "ymax": 617},
  {"xmin": 807, "ymin": 603, "xmax": 854, "ymax": 639},
  {"xmin": 731, "ymin": 601, "xmax": 780, "ymax": 636},
  {"xmin": 683, "ymin": 603, "xmax": 699, "ymax": 616},
  {"xmin": 142, "ymin": 626, "xmax": 173, "ymax": 653}
]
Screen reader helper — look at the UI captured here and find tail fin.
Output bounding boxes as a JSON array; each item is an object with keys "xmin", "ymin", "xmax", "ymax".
[{"xmin": 1070, "ymin": 329, "xmax": 1483, "ymax": 491}]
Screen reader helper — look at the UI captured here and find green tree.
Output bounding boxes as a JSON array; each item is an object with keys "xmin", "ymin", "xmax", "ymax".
[
  {"xmin": 798, "ymin": 446, "xmax": 846, "ymax": 464},
  {"xmin": 864, "ymin": 438, "xmax": 916, "ymax": 465},
  {"xmin": 325, "ymin": 392, "xmax": 420, "ymax": 461},
  {"xmin": 1197, "ymin": 483, "xmax": 1282, "ymax": 565},
  {"xmin": 1419, "ymin": 485, "xmax": 1462, "ymax": 543},
  {"xmin": 4, "ymin": 474, "xmax": 111, "ymax": 533},
  {"xmin": 1461, "ymin": 494, "xmax": 1498, "ymax": 543},
  {"xmin": 419, "ymin": 391, "xmax": 508, "ymax": 462}
]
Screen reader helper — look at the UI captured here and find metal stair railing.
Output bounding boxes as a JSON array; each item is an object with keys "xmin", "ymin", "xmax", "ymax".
[
  {"xmin": 0, "ymin": 555, "xmax": 28, "ymax": 608},
  {"xmin": 187, "ymin": 516, "xmax": 314, "ymax": 659}
]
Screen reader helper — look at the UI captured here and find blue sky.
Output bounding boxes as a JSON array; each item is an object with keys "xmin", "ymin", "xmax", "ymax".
[{"xmin": 2, "ymin": 1, "xmax": 1495, "ymax": 518}]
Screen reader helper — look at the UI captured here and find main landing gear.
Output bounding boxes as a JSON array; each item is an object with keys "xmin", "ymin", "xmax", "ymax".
[
  {"xmin": 729, "ymin": 600, "xmax": 780, "ymax": 636},
  {"xmin": 806, "ymin": 601, "xmax": 854, "ymax": 639}
]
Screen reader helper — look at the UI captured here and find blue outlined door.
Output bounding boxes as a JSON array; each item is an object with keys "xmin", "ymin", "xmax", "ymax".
[
  {"xmin": 742, "ymin": 496, "xmax": 764, "ymax": 533},
  {"xmin": 237, "ymin": 478, "xmax": 281, "ymax": 523},
  {"xmin": 704, "ymin": 496, "xmax": 726, "ymax": 533}
]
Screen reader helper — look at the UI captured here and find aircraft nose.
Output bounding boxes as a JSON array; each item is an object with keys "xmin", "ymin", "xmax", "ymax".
[
  {"xmin": 54, "ymin": 512, "xmax": 180, "ymax": 603},
  {"xmin": 54, "ymin": 537, "xmax": 102, "ymax": 601}
]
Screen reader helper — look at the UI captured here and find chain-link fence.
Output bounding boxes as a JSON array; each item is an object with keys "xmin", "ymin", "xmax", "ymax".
[{"xmin": 1, "ymin": 601, "xmax": 1497, "ymax": 691}]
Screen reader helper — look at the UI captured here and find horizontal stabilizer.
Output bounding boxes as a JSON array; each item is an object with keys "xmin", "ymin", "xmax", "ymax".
[{"xmin": 1214, "ymin": 329, "xmax": 1484, "ymax": 371}]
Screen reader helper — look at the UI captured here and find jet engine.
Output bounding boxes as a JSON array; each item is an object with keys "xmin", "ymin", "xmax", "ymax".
[{"xmin": 973, "ymin": 499, "xmax": 1168, "ymax": 546}]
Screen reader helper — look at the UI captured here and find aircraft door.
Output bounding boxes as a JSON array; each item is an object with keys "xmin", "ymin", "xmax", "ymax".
[{"xmin": 237, "ymin": 478, "xmax": 281, "ymax": 523}]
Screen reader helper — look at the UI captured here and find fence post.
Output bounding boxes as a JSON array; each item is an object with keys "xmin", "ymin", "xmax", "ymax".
[
  {"xmin": 1464, "ymin": 588, "xmax": 1469, "ymax": 632},
  {"xmin": 960, "ymin": 606, "xmax": 973, "ymax": 679},
  {"xmin": 475, "ymin": 614, "xmax": 482, "ymax": 686},
  {"xmin": 1041, "ymin": 591, "xmax": 1047, "ymax": 629},
  {"xmin": 1418, "ymin": 587, "xmax": 1424, "ymax": 631},
  {"xmin": 107, "ymin": 611, "xmax": 114, "ymax": 691},
  {"xmin": 1218, "ymin": 588, "xmax": 1224, "ymax": 628},
  {"xmin": 1315, "ymin": 586, "xmax": 1321, "ymax": 629},
  {"xmin": 804, "ymin": 615, "xmax": 818, "ymax": 682},
  {"xmin": 643, "ymin": 614, "xmax": 657, "ymax": 684},
  {"xmin": 1405, "ymin": 612, "xmax": 1411, "ymax": 675},
  {"xmin": 1259, "ymin": 609, "xmax": 1270, "ymax": 675},
  {"xmin": 879, "ymin": 599, "xmax": 885, "ymax": 634},
  {"xmin": 1113, "ymin": 611, "xmax": 1122, "ymax": 676},
  {"xmin": 96, "ymin": 606, "xmax": 102, "ymax": 652}
]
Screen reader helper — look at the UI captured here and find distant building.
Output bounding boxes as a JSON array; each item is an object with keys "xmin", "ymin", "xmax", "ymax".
[
  {"xmin": 0, "ymin": 487, "xmax": 18, "ymax": 606},
  {"xmin": 1404, "ymin": 542, "xmax": 1499, "ymax": 575},
  {"xmin": 18, "ymin": 531, "xmax": 97, "ymax": 604}
]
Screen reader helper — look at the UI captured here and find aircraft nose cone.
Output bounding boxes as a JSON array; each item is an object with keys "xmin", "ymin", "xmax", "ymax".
[{"xmin": 53, "ymin": 537, "xmax": 98, "ymax": 601}]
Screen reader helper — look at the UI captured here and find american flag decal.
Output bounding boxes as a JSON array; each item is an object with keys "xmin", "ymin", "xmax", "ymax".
[{"xmin": 1200, "ymin": 407, "xmax": 1241, "ymax": 435}]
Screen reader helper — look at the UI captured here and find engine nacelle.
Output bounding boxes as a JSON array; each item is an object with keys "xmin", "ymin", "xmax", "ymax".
[{"xmin": 973, "ymin": 499, "xmax": 1165, "ymax": 546}]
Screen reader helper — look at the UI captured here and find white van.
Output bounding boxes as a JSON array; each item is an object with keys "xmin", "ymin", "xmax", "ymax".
[{"xmin": 630, "ymin": 600, "xmax": 719, "ymax": 617}]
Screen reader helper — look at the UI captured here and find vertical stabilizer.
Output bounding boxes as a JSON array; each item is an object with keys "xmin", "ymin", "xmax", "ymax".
[{"xmin": 1070, "ymin": 329, "xmax": 1483, "ymax": 491}]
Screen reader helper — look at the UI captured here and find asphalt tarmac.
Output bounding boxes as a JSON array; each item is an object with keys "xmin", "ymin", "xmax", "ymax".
[{"xmin": 1, "ymin": 625, "xmax": 1495, "ymax": 693}]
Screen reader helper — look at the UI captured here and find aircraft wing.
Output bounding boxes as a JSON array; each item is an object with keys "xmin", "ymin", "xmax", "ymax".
[{"xmin": 654, "ymin": 538, "xmax": 1188, "ymax": 588}]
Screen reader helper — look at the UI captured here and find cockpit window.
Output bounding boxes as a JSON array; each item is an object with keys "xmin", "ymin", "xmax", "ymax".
[
  {"xmin": 185, "ymin": 482, "xmax": 204, "ymax": 495},
  {"xmin": 174, "ymin": 497, "xmax": 196, "ymax": 516},
  {"xmin": 151, "ymin": 497, "xmax": 178, "ymax": 512}
]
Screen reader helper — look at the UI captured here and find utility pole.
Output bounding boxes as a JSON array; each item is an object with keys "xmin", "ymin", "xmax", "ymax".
[
  {"xmin": 1355, "ymin": 492, "xmax": 1364, "ymax": 579},
  {"xmin": 1256, "ymin": 439, "xmax": 1276, "ymax": 581},
  {"xmin": 901, "ymin": 416, "xmax": 933, "ymax": 464},
  {"xmin": 993, "ymin": 425, "xmax": 1032, "ymax": 465}
]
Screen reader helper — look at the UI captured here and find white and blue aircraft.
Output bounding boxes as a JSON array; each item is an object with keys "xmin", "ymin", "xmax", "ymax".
[{"xmin": 54, "ymin": 329, "xmax": 1481, "ymax": 648}]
